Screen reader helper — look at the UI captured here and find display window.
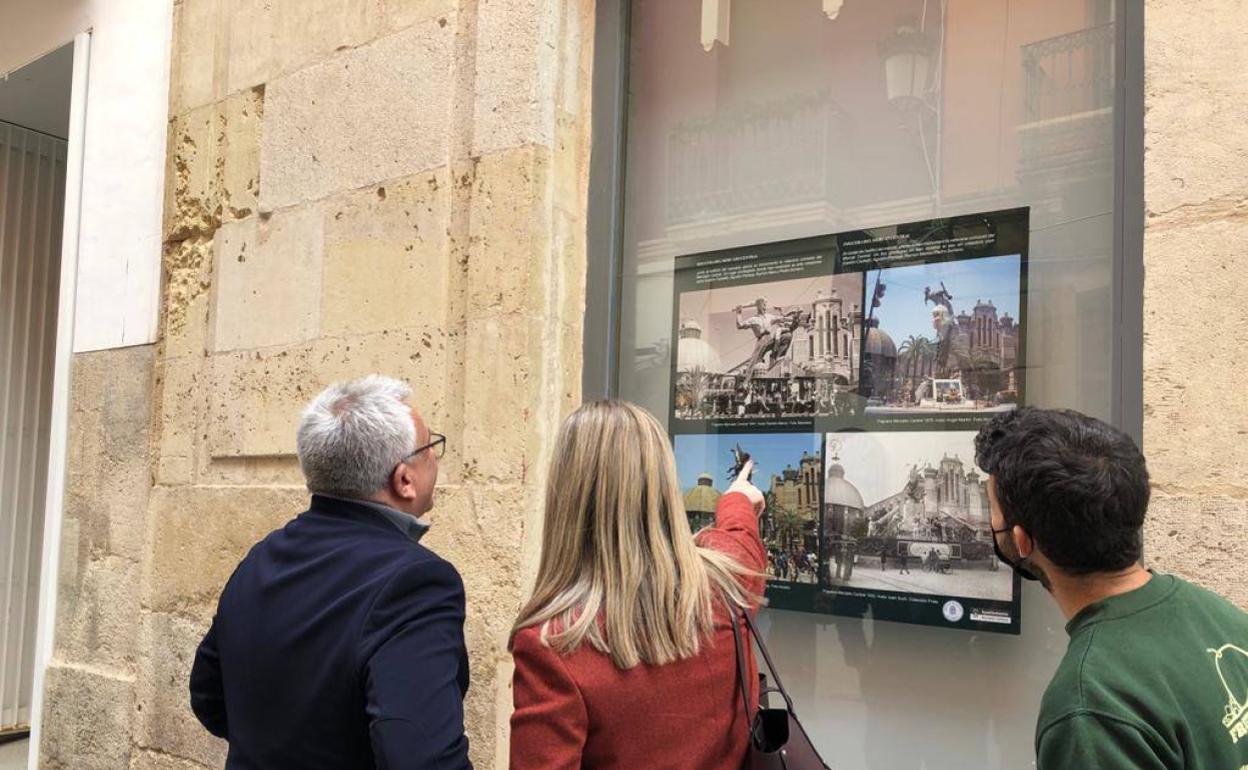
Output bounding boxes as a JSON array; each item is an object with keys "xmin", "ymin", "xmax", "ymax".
[{"xmin": 592, "ymin": 0, "xmax": 1139, "ymax": 765}]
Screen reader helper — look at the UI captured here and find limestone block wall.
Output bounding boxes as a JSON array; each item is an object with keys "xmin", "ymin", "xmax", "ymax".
[
  {"xmin": 1142, "ymin": 1, "xmax": 1248, "ymax": 605},
  {"xmin": 41, "ymin": 0, "xmax": 593, "ymax": 768}
]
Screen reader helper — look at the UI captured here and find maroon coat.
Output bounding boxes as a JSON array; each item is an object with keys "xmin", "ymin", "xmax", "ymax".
[{"xmin": 510, "ymin": 492, "xmax": 767, "ymax": 770}]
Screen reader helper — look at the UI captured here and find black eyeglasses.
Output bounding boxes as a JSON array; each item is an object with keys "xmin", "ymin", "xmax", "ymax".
[{"xmin": 404, "ymin": 432, "xmax": 446, "ymax": 461}]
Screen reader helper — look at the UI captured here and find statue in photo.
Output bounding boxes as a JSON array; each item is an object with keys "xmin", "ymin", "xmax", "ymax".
[
  {"xmin": 924, "ymin": 281, "xmax": 954, "ymax": 316},
  {"xmin": 727, "ymin": 443, "xmax": 752, "ymax": 482},
  {"xmin": 735, "ymin": 298, "xmax": 781, "ymax": 389}
]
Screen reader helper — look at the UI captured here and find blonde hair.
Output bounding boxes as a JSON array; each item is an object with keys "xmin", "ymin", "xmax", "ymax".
[{"xmin": 511, "ymin": 400, "xmax": 758, "ymax": 669}]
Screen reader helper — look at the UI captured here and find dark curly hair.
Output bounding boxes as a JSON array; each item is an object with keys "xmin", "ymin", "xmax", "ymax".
[{"xmin": 974, "ymin": 408, "xmax": 1149, "ymax": 574}]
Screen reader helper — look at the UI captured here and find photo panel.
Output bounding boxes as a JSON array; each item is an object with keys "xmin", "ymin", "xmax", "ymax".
[
  {"xmin": 673, "ymin": 432, "xmax": 824, "ymax": 612},
  {"xmin": 817, "ymin": 431, "xmax": 1020, "ymax": 634},
  {"xmin": 863, "ymin": 254, "xmax": 1022, "ymax": 416},
  {"xmin": 669, "ymin": 235, "xmax": 865, "ymax": 435},
  {"xmin": 667, "ymin": 208, "xmax": 1028, "ymax": 634},
  {"xmin": 842, "ymin": 207, "xmax": 1030, "ymax": 432}
]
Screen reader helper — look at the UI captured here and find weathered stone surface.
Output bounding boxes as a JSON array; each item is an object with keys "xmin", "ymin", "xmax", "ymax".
[
  {"xmin": 39, "ymin": 664, "xmax": 135, "ymax": 770},
  {"xmin": 143, "ymin": 485, "xmax": 308, "ymax": 619},
  {"xmin": 169, "ymin": 0, "xmax": 226, "ymax": 116},
  {"xmin": 552, "ymin": 111, "xmax": 589, "ymax": 216},
  {"xmin": 1145, "ymin": 493, "xmax": 1248, "ymax": 608},
  {"xmin": 278, "ymin": 0, "xmax": 386, "ymax": 73},
  {"xmin": 1142, "ymin": 216, "xmax": 1248, "ymax": 491},
  {"xmin": 225, "ymin": 0, "xmax": 385, "ymax": 94},
  {"xmin": 198, "ymin": 455, "xmax": 306, "ymax": 487},
  {"xmin": 129, "ymin": 749, "xmax": 217, "ymax": 770},
  {"xmin": 385, "ymin": 0, "xmax": 456, "ymax": 32},
  {"xmin": 64, "ymin": 348, "xmax": 156, "ymax": 563},
  {"xmin": 66, "ymin": 1, "xmax": 598, "ymax": 767},
  {"xmin": 166, "ymin": 105, "xmax": 218, "ymax": 242},
  {"xmin": 259, "ymin": 20, "xmax": 453, "ymax": 210},
  {"xmin": 1145, "ymin": 0, "xmax": 1248, "ymax": 215},
  {"xmin": 133, "ymin": 612, "xmax": 227, "ymax": 767},
  {"xmin": 54, "ymin": 555, "xmax": 143, "ymax": 674},
  {"xmin": 205, "ymin": 342, "xmax": 316, "ymax": 458},
  {"xmin": 470, "ymin": 0, "xmax": 558, "ymax": 155},
  {"xmin": 205, "ymin": 327, "xmax": 448, "ymax": 458},
  {"xmin": 219, "ymin": 87, "xmax": 265, "ymax": 221},
  {"xmin": 162, "ymin": 238, "xmax": 214, "ymax": 362},
  {"xmin": 1142, "ymin": 1, "xmax": 1248, "ymax": 630},
  {"xmin": 209, "ymin": 207, "xmax": 324, "ymax": 352},
  {"xmin": 421, "ymin": 484, "xmax": 528, "ymax": 768},
  {"xmin": 165, "ymin": 87, "xmax": 265, "ymax": 241},
  {"xmin": 153, "ymin": 357, "xmax": 209, "ymax": 486},
  {"xmin": 221, "ymin": 0, "xmax": 278, "ymax": 94},
  {"xmin": 460, "ymin": 314, "xmax": 540, "ymax": 484},
  {"xmin": 466, "ymin": 147, "xmax": 553, "ymax": 317},
  {"xmin": 322, "ymin": 169, "xmax": 452, "ymax": 336}
]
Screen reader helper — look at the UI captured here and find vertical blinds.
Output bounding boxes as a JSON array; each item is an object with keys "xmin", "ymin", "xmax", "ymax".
[{"xmin": 0, "ymin": 120, "xmax": 67, "ymax": 732}]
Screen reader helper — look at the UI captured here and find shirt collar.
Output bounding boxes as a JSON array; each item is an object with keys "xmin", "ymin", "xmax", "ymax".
[
  {"xmin": 1064, "ymin": 571, "xmax": 1178, "ymax": 637},
  {"xmin": 319, "ymin": 494, "xmax": 431, "ymax": 544}
]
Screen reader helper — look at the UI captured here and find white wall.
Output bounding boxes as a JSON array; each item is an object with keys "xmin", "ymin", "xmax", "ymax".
[{"xmin": 1, "ymin": 0, "xmax": 172, "ymax": 352}]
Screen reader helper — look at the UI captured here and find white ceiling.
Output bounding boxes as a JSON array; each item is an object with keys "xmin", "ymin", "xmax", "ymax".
[{"xmin": 0, "ymin": 43, "xmax": 74, "ymax": 139}]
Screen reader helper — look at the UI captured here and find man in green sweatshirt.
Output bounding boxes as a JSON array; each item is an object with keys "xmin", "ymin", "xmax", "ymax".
[{"xmin": 975, "ymin": 408, "xmax": 1248, "ymax": 770}]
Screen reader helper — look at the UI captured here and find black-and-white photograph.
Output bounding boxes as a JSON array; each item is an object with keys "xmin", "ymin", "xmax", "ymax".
[
  {"xmin": 860, "ymin": 254, "xmax": 1023, "ymax": 415},
  {"xmin": 674, "ymin": 274, "xmax": 864, "ymax": 421},
  {"xmin": 675, "ymin": 433, "xmax": 823, "ymax": 586},
  {"xmin": 821, "ymin": 431, "xmax": 1014, "ymax": 603}
]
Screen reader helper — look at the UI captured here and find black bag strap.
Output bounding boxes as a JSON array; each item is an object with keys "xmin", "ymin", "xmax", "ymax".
[
  {"xmin": 740, "ymin": 610, "xmax": 796, "ymax": 712},
  {"xmin": 728, "ymin": 606, "xmax": 755, "ymax": 732}
]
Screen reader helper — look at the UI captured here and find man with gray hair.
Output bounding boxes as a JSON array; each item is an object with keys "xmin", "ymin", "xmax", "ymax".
[{"xmin": 189, "ymin": 375, "xmax": 472, "ymax": 769}]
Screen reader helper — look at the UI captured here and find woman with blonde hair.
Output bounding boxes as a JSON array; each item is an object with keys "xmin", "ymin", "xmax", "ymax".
[{"xmin": 509, "ymin": 400, "xmax": 767, "ymax": 769}]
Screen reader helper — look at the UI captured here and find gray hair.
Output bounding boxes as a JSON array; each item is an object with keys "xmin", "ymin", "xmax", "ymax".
[{"xmin": 296, "ymin": 375, "xmax": 416, "ymax": 499}]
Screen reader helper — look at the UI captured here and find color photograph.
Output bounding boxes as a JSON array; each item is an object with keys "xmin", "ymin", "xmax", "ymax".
[
  {"xmin": 860, "ymin": 254, "xmax": 1022, "ymax": 415},
  {"xmin": 675, "ymin": 433, "xmax": 823, "ymax": 585}
]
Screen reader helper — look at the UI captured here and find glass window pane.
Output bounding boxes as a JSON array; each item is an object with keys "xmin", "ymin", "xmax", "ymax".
[{"xmin": 615, "ymin": 1, "xmax": 1118, "ymax": 767}]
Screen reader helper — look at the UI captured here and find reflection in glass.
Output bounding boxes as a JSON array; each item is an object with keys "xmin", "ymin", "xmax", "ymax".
[{"xmin": 616, "ymin": 2, "xmax": 1118, "ymax": 767}]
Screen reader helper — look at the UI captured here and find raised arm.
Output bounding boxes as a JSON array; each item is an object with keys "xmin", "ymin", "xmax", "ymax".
[{"xmin": 696, "ymin": 460, "xmax": 767, "ymax": 578}]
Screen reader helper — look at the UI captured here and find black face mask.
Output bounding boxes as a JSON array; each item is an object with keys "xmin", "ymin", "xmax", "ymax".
[{"xmin": 991, "ymin": 526, "xmax": 1039, "ymax": 582}]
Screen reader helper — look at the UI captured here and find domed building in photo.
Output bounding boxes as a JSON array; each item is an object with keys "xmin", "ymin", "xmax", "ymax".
[
  {"xmin": 861, "ymin": 318, "xmax": 898, "ymax": 401},
  {"xmin": 821, "ymin": 455, "xmax": 866, "ymax": 580},
  {"xmin": 682, "ymin": 472, "xmax": 721, "ymax": 532}
]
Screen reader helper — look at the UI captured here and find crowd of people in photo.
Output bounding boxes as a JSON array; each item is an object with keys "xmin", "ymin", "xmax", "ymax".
[
  {"xmin": 674, "ymin": 376, "xmax": 861, "ymax": 420},
  {"xmin": 879, "ymin": 547, "xmax": 952, "ymax": 575},
  {"xmin": 766, "ymin": 546, "xmax": 818, "ymax": 583}
]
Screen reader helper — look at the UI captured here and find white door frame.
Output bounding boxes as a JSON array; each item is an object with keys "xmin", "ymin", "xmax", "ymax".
[{"xmin": 26, "ymin": 30, "xmax": 89, "ymax": 768}]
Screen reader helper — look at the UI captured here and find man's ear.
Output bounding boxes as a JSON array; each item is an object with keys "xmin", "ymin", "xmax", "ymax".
[
  {"xmin": 391, "ymin": 460, "xmax": 418, "ymax": 501},
  {"xmin": 388, "ymin": 462, "xmax": 407, "ymax": 500},
  {"xmin": 1012, "ymin": 525, "xmax": 1034, "ymax": 559}
]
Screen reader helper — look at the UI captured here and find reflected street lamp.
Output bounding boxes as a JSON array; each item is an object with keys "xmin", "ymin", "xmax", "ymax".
[{"xmin": 880, "ymin": 22, "xmax": 936, "ymax": 111}]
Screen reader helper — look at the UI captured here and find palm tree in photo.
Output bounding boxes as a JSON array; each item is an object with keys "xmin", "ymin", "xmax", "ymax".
[
  {"xmin": 686, "ymin": 366, "xmax": 711, "ymax": 417},
  {"xmin": 898, "ymin": 334, "xmax": 921, "ymax": 401},
  {"xmin": 773, "ymin": 505, "xmax": 806, "ymax": 553},
  {"xmin": 910, "ymin": 336, "xmax": 935, "ymax": 398}
]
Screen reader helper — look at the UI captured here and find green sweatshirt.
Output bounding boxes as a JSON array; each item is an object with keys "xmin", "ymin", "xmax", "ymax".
[{"xmin": 1037, "ymin": 573, "xmax": 1248, "ymax": 770}]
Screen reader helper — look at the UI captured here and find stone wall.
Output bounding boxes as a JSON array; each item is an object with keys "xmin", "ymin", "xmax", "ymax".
[
  {"xmin": 39, "ymin": 347, "xmax": 155, "ymax": 770},
  {"xmin": 41, "ymin": 0, "xmax": 593, "ymax": 767},
  {"xmin": 1142, "ymin": 0, "xmax": 1248, "ymax": 605}
]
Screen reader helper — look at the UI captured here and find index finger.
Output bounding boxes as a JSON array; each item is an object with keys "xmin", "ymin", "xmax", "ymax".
[{"xmin": 736, "ymin": 459, "xmax": 754, "ymax": 484}]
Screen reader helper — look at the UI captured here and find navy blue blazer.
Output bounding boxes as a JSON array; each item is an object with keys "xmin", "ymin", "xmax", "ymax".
[{"xmin": 189, "ymin": 495, "xmax": 472, "ymax": 769}]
